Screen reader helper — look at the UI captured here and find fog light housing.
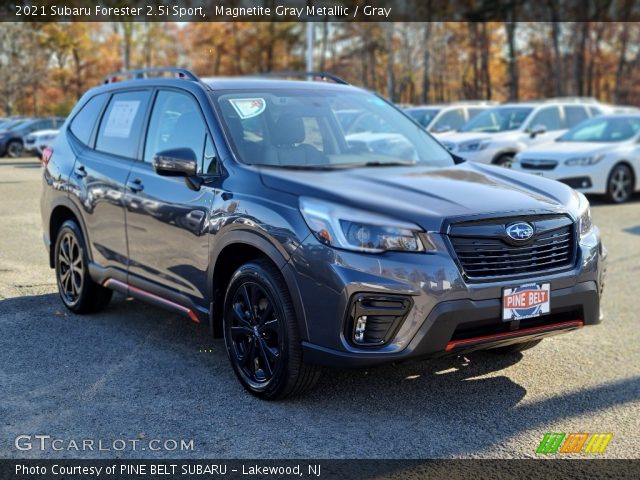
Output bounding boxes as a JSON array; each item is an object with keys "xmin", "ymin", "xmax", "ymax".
[
  {"xmin": 354, "ymin": 316, "xmax": 367, "ymax": 343},
  {"xmin": 347, "ymin": 294, "xmax": 413, "ymax": 347}
]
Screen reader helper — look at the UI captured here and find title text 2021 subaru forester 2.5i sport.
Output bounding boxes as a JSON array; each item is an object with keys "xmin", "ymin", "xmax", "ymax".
[{"xmin": 41, "ymin": 68, "xmax": 606, "ymax": 399}]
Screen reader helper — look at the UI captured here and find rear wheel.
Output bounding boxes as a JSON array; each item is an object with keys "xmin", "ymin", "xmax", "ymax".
[
  {"xmin": 605, "ymin": 164, "xmax": 634, "ymax": 203},
  {"xmin": 6, "ymin": 140, "xmax": 23, "ymax": 158},
  {"xmin": 54, "ymin": 220, "xmax": 112, "ymax": 313},
  {"xmin": 223, "ymin": 259, "xmax": 321, "ymax": 400},
  {"xmin": 490, "ymin": 339, "xmax": 541, "ymax": 354}
]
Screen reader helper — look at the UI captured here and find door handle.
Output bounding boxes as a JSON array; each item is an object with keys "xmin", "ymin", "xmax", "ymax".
[
  {"xmin": 126, "ymin": 178, "xmax": 144, "ymax": 193},
  {"xmin": 75, "ymin": 165, "xmax": 87, "ymax": 178}
]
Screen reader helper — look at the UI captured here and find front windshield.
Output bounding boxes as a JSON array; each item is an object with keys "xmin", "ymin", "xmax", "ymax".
[
  {"xmin": 405, "ymin": 108, "xmax": 440, "ymax": 128},
  {"xmin": 213, "ymin": 89, "xmax": 453, "ymax": 169},
  {"xmin": 459, "ymin": 107, "xmax": 533, "ymax": 133},
  {"xmin": 558, "ymin": 116, "xmax": 640, "ymax": 143}
]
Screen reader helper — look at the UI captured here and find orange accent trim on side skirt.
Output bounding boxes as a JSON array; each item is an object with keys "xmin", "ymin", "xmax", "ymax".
[
  {"xmin": 103, "ymin": 278, "xmax": 200, "ymax": 324},
  {"xmin": 445, "ymin": 320, "xmax": 584, "ymax": 351}
]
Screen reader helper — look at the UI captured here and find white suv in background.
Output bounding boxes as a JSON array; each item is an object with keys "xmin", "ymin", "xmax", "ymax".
[
  {"xmin": 404, "ymin": 102, "xmax": 495, "ymax": 137},
  {"xmin": 442, "ymin": 99, "xmax": 603, "ymax": 166},
  {"xmin": 513, "ymin": 114, "xmax": 640, "ymax": 203}
]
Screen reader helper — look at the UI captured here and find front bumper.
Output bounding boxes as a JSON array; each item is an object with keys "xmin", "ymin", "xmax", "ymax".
[
  {"xmin": 512, "ymin": 163, "xmax": 608, "ymax": 195},
  {"xmin": 290, "ymin": 227, "xmax": 605, "ymax": 368},
  {"xmin": 302, "ymin": 281, "xmax": 598, "ymax": 367}
]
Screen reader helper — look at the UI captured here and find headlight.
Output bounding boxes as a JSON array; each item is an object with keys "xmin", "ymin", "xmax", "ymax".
[
  {"xmin": 299, "ymin": 197, "xmax": 426, "ymax": 253},
  {"xmin": 565, "ymin": 154, "xmax": 604, "ymax": 166},
  {"xmin": 458, "ymin": 139, "xmax": 491, "ymax": 153},
  {"xmin": 576, "ymin": 192, "xmax": 592, "ymax": 239},
  {"xmin": 40, "ymin": 134, "xmax": 57, "ymax": 142}
]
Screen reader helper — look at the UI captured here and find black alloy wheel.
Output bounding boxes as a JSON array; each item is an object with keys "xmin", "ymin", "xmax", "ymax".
[
  {"xmin": 229, "ymin": 281, "xmax": 283, "ymax": 387},
  {"xmin": 223, "ymin": 260, "xmax": 321, "ymax": 399}
]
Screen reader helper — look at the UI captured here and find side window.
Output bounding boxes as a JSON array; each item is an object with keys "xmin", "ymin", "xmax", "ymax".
[
  {"xmin": 144, "ymin": 90, "xmax": 207, "ymax": 170},
  {"xmin": 564, "ymin": 106, "xmax": 589, "ymax": 128},
  {"xmin": 96, "ymin": 90, "xmax": 151, "ymax": 159},
  {"xmin": 589, "ymin": 106, "xmax": 603, "ymax": 116},
  {"xmin": 529, "ymin": 106, "xmax": 561, "ymax": 131},
  {"xmin": 432, "ymin": 108, "xmax": 465, "ymax": 132},
  {"xmin": 70, "ymin": 94, "xmax": 108, "ymax": 145},
  {"xmin": 467, "ymin": 107, "xmax": 485, "ymax": 120}
]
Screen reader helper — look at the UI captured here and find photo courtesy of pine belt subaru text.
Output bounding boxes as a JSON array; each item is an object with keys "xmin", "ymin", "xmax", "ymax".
[{"xmin": 40, "ymin": 68, "xmax": 607, "ymax": 400}]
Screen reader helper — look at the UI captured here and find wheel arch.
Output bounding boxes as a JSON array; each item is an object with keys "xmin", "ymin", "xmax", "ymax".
[
  {"xmin": 47, "ymin": 199, "xmax": 90, "ymax": 268},
  {"xmin": 491, "ymin": 149, "xmax": 519, "ymax": 165},
  {"xmin": 610, "ymin": 160, "xmax": 637, "ymax": 190},
  {"xmin": 208, "ymin": 231, "xmax": 309, "ymax": 341}
]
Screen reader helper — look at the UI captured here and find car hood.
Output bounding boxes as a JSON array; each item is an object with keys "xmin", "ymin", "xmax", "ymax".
[
  {"xmin": 259, "ymin": 161, "xmax": 577, "ymax": 232},
  {"xmin": 519, "ymin": 141, "xmax": 621, "ymax": 159}
]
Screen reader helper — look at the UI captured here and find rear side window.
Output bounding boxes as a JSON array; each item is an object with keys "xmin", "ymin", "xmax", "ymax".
[
  {"xmin": 529, "ymin": 106, "xmax": 562, "ymax": 131},
  {"xmin": 70, "ymin": 94, "xmax": 108, "ymax": 145},
  {"xmin": 564, "ymin": 106, "xmax": 589, "ymax": 128},
  {"xmin": 96, "ymin": 90, "xmax": 151, "ymax": 159},
  {"xmin": 431, "ymin": 108, "xmax": 465, "ymax": 132}
]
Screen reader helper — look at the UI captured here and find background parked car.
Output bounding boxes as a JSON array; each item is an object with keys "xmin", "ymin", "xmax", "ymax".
[
  {"xmin": 24, "ymin": 129, "xmax": 59, "ymax": 157},
  {"xmin": 441, "ymin": 98, "xmax": 603, "ymax": 167},
  {"xmin": 404, "ymin": 102, "xmax": 495, "ymax": 136},
  {"xmin": 513, "ymin": 114, "xmax": 640, "ymax": 203},
  {"xmin": 0, "ymin": 117, "xmax": 65, "ymax": 157}
]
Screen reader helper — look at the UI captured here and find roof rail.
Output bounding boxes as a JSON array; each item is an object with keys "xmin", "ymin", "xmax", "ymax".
[
  {"xmin": 543, "ymin": 96, "xmax": 599, "ymax": 104},
  {"xmin": 103, "ymin": 67, "xmax": 200, "ymax": 84},
  {"xmin": 255, "ymin": 71, "xmax": 349, "ymax": 85}
]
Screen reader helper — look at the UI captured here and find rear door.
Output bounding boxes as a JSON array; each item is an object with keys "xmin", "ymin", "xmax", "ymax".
[
  {"xmin": 124, "ymin": 88, "xmax": 218, "ymax": 306},
  {"xmin": 68, "ymin": 89, "xmax": 151, "ymax": 274}
]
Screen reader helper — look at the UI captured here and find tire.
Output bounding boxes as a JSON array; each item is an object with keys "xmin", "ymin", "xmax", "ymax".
[
  {"xmin": 6, "ymin": 140, "xmax": 23, "ymax": 158},
  {"xmin": 490, "ymin": 339, "xmax": 541, "ymax": 354},
  {"xmin": 54, "ymin": 219, "xmax": 112, "ymax": 313},
  {"xmin": 494, "ymin": 154, "xmax": 514, "ymax": 168},
  {"xmin": 605, "ymin": 163, "xmax": 634, "ymax": 203},
  {"xmin": 223, "ymin": 259, "xmax": 321, "ymax": 400}
]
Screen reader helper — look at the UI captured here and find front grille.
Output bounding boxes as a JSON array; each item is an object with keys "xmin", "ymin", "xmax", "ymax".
[
  {"xmin": 448, "ymin": 215, "xmax": 576, "ymax": 279},
  {"xmin": 520, "ymin": 159, "xmax": 558, "ymax": 170}
]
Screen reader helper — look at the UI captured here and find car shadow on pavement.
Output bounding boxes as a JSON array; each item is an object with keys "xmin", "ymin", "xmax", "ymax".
[{"xmin": 2, "ymin": 293, "xmax": 638, "ymax": 459}]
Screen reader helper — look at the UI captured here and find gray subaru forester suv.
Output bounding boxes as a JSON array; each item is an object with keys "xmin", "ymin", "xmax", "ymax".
[{"xmin": 41, "ymin": 68, "xmax": 606, "ymax": 399}]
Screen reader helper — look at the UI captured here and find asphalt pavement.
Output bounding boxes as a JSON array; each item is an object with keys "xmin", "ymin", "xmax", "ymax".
[{"xmin": 0, "ymin": 156, "xmax": 638, "ymax": 459}]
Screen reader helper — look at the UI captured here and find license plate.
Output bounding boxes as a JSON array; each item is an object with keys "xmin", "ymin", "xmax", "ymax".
[{"xmin": 502, "ymin": 283, "xmax": 550, "ymax": 321}]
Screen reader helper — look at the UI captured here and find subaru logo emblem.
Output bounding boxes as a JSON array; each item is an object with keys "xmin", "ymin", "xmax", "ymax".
[{"xmin": 506, "ymin": 222, "xmax": 534, "ymax": 241}]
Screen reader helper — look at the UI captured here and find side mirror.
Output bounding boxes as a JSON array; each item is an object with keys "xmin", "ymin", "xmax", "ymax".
[
  {"xmin": 433, "ymin": 124, "xmax": 452, "ymax": 134},
  {"xmin": 153, "ymin": 148, "xmax": 197, "ymax": 177},
  {"xmin": 529, "ymin": 124, "xmax": 547, "ymax": 138}
]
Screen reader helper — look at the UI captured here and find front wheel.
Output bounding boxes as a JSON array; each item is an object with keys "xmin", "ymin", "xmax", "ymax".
[
  {"xmin": 606, "ymin": 164, "xmax": 634, "ymax": 203},
  {"xmin": 223, "ymin": 260, "xmax": 320, "ymax": 400}
]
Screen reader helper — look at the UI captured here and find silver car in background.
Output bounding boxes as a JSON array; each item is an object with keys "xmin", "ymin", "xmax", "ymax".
[{"xmin": 513, "ymin": 114, "xmax": 640, "ymax": 203}]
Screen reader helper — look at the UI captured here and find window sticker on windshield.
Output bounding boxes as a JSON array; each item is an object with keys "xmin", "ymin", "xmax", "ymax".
[
  {"xmin": 103, "ymin": 100, "xmax": 140, "ymax": 138},
  {"xmin": 229, "ymin": 98, "xmax": 266, "ymax": 119}
]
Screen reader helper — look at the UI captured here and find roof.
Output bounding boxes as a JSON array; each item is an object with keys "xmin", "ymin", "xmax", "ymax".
[{"xmin": 202, "ymin": 77, "xmax": 360, "ymax": 92}]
